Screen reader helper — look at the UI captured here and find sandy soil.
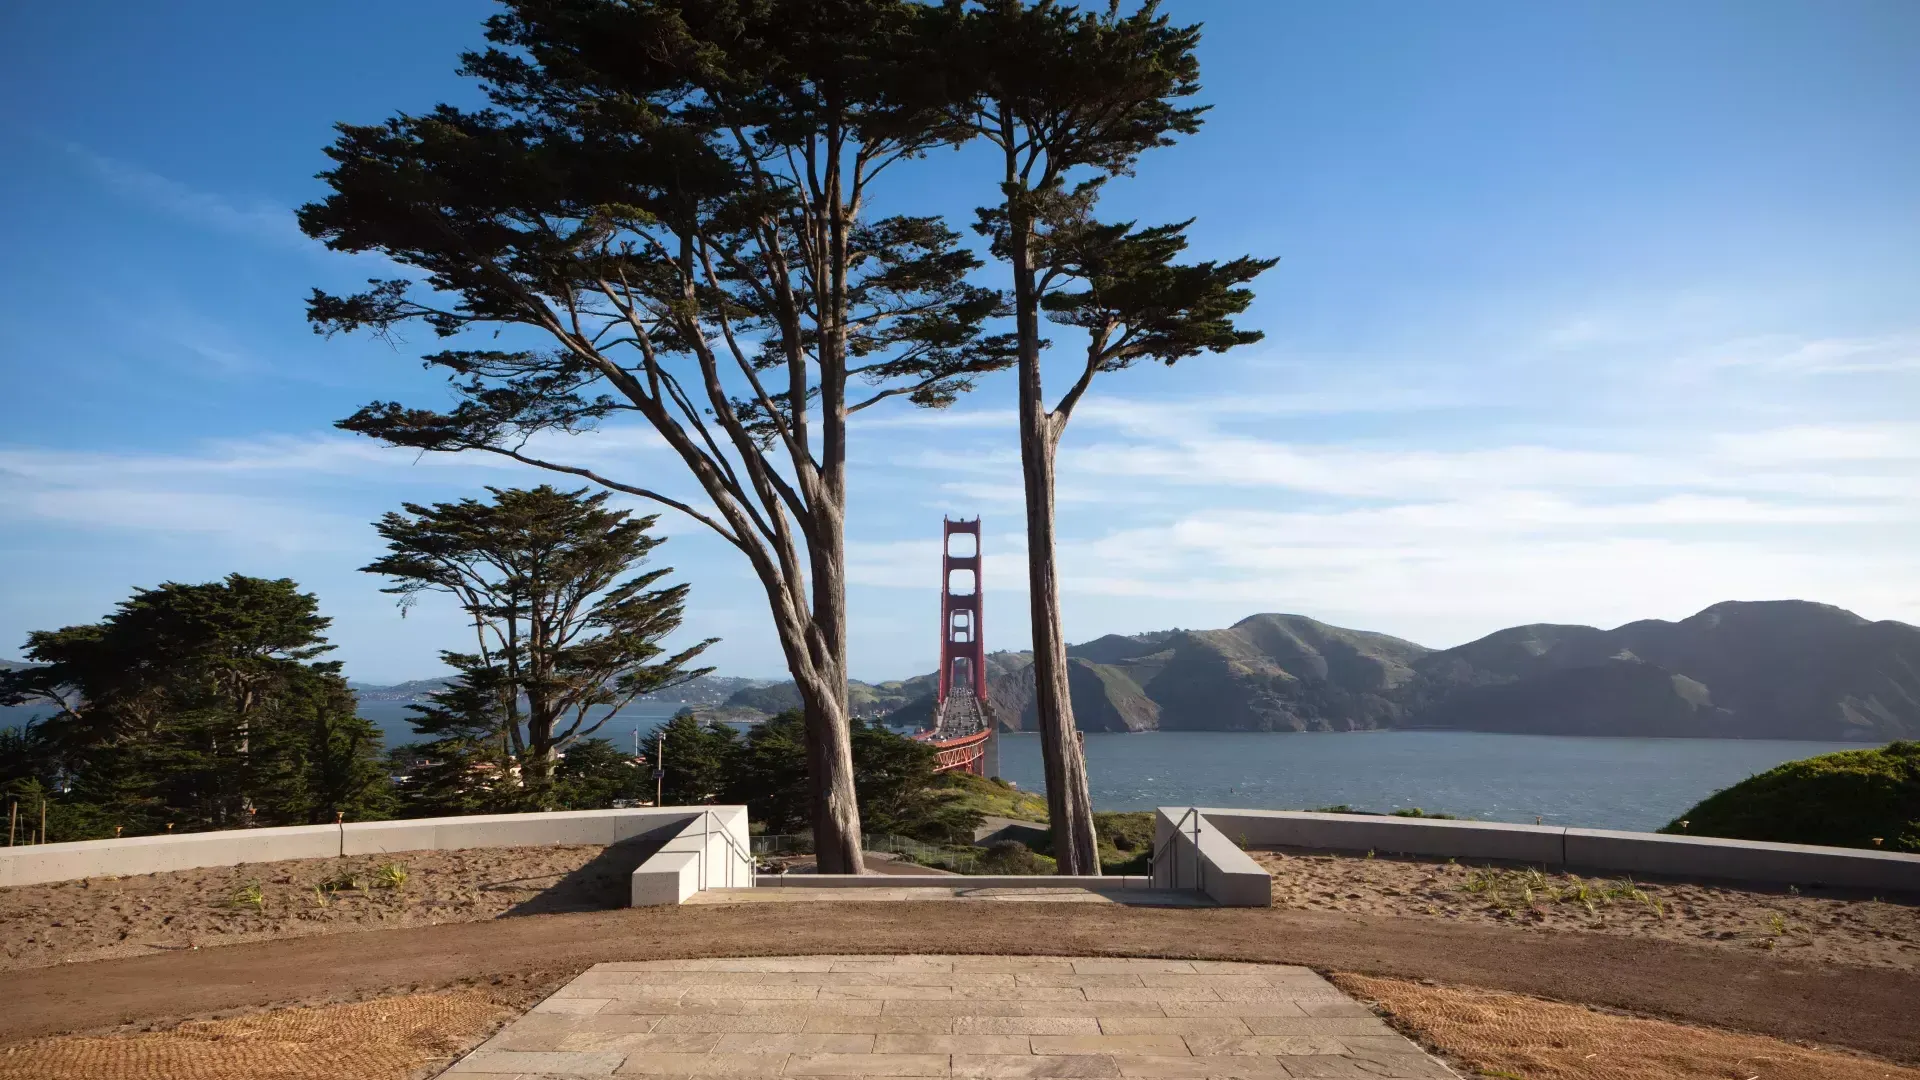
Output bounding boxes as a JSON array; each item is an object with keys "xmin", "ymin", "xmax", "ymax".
[
  {"xmin": 0, "ymin": 844, "xmax": 636, "ymax": 973},
  {"xmin": 1334, "ymin": 971, "xmax": 1920, "ymax": 1080},
  {"xmin": 0, "ymin": 987, "xmax": 537, "ymax": 1080},
  {"xmin": 6, "ymin": 904, "xmax": 1917, "ymax": 1065},
  {"xmin": 1254, "ymin": 846, "xmax": 1920, "ymax": 972}
]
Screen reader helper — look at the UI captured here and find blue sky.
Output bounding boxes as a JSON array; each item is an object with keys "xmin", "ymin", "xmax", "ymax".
[{"xmin": 2, "ymin": 1, "xmax": 1916, "ymax": 685}]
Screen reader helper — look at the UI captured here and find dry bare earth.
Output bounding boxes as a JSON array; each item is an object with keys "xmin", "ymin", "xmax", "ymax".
[
  {"xmin": 5, "ymin": 843, "xmax": 1916, "ymax": 977},
  {"xmin": 1335, "ymin": 972, "xmax": 1920, "ymax": 1080},
  {"xmin": 4, "ymin": 966, "xmax": 1915, "ymax": 1080},
  {"xmin": 0, "ymin": 845, "xmax": 632, "ymax": 973},
  {"xmin": 1254, "ymin": 847, "xmax": 1920, "ymax": 972}
]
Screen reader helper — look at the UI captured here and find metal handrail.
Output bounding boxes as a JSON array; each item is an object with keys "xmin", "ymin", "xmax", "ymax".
[
  {"xmin": 703, "ymin": 811, "xmax": 754, "ymax": 889},
  {"xmin": 1149, "ymin": 807, "xmax": 1203, "ymax": 893}
]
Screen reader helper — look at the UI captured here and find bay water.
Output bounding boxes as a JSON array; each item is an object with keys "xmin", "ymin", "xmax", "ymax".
[{"xmin": 8, "ymin": 701, "xmax": 1874, "ymax": 833}]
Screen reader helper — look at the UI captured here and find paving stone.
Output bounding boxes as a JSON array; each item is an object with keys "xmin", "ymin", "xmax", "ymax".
[
  {"xmin": 1134, "ymin": 974, "xmax": 1274, "ymax": 989},
  {"xmin": 560, "ymin": 1034, "xmax": 726, "ymax": 1054},
  {"xmin": 653, "ymin": 1016, "xmax": 811, "ymax": 1034},
  {"xmin": 783, "ymin": 1053, "xmax": 950, "ymax": 1076},
  {"xmin": 1095, "ymin": 1018, "xmax": 1252, "ymax": 1036},
  {"xmin": 1292, "ymin": 1002, "xmax": 1375, "ymax": 1020},
  {"xmin": 1070, "ymin": 961, "xmax": 1196, "ymax": 975},
  {"xmin": 951, "ymin": 1054, "xmax": 1121, "ymax": 1078},
  {"xmin": 1112, "ymin": 1056, "xmax": 1295, "ymax": 1078},
  {"xmin": 537, "ymin": 998, "xmax": 617, "ymax": 1015},
  {"xmin": 1157, "ymin": 1003, "xmax": 1307, "ymax": 1020},
  {"xmin": 1029, "ymin": 1035, "xmax": 1191, "ymax": 1056},
  {"xmin": 887, "ymin": 1001, "xmax": 1167, "ymax": 1018},
  {"xmin": 713, "ymin": 1034, "xmax": 877, "ymax": 1054},
  {"xmin": 1013, "ymin": 974, "xmax": 1145, "ymax": 989},
  {"xmin": 872, "ymin": 1034, "xmax": 1030, "ymax": 1055},
  {"xmin": 1187, "ymin": 963, "xmax": 1312, "ymax": 977},
  {"xmin": 1239, "ymin": 1019, "xmax": 1392, "ymax": 1038},
  {"xmin": 1180, "ymin": 1036, "xmax": 1350, "ymax": 1057},
  {"xmin": 448, "ymin": 1049, "xmax": 628, "ymax": 1074},
  {"xmin": 951, "ymin": 1017, "xmax": 1101, "ymax": 1036},
  {"xmin": 456, "ymin": 958, "xmax": 1452, "ymax": 1080},
  {"xmin": 614, "ymin": 1053, "xmax": 791, "ymax": 1076},
  {"xmin": 950, "ymin": 959, "xmax": 1077, "ymax": 973},
  {"xmin": 1084, "ymin": 988, "xmax": 1219, "ymax": 1003},
  {"xmin": 803, "ymin": 1015, "xmax": 957, "ymax": 1035}
]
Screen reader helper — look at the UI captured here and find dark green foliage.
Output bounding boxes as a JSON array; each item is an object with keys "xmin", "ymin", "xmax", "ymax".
[
  {"xmin": 698, "ymin": 711, "xmax": 981, "ymax": 843},
  {"xmin": 0, "ymin": 576, "xmax": 390, "ymax": 838},
  {"xmin": 975, "ymin": 839, "xmax": 1055, "ymax": 875},
  {"xmin": 729, "ymin": 713, "xmax": 815, "ymax": 835},
  {"xmin": 554, "ymin": 737, "xmax": 649, "ymax": 809},
  {"xmin": 301, "ymin": 0, "xmax": 1033, "ymax": 871},
  {"xmin": 1664, "ymin": 741, "xmax": 1920, "ymax": 852},
  {"xmin": 650, "ymin": 712, "xmax": 742, "ymax": 806},
  {"xmin": 364, "ymin": 486, "xmax": 714, "ymax": 811}
]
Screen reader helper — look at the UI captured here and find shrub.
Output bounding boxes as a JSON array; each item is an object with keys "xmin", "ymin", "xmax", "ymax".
[
  {"xmin": 1663, "ymin": 741, "xmax": 1919, "ymax": 852},
  {"xmin": 975, "ymin": 840, "xmax": 1056, "ymax": 875}
]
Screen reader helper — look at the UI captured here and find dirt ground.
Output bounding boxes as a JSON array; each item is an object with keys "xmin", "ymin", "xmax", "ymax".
[
  {"xmin": 10, "ymin": 842, "xmax": 1913, "ymax": 979},
  {"xmin": 0, "ymin": 844, "xmax": 633, "ymax": 972},
  {"xmin": 1335, "ymin": 972, "xmax": 1920, "ymax": 1080},
  {"xmin": 1254, "ymin": 846, "xmax": 1920, "ymax": 972},
  {"xmin": 3, "ymin": 960, "xmax": 1913, "ymax": 1080},
  {"xmin": 5, "ymin": 903, "xmax": 1917, "ymax": 1066},
  {"xmin": 0, "ymin": 987, "xmax": 536, "ymax": 1080}
]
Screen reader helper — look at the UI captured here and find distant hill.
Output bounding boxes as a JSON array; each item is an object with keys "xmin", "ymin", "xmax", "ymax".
[
  {"xmin": 348, "ymin": 673, "xmax": 777, "ymax": 706},
  {"xmin": 853, "ymin": 601, "xmax": 1918, "ymax": 742}
]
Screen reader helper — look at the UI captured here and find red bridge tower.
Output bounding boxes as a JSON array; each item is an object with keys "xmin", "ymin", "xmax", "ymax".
[{"xmin": 922, "ymin": 517, "xmax": 996, "ymax": 775}]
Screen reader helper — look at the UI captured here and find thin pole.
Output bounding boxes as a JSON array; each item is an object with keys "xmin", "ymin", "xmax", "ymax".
[
  {"xmin": 655, "ymin": 733, "xmax": 664, "ymax": 807},
  {"xmin": 7, "ymin": 800, "xmax": 14, "ymax": 846},
  {"xmin": 41, "ymin": 800, "xmax": 48, "ymax": 846}
]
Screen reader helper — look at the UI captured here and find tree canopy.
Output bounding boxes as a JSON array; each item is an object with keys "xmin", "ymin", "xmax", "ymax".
[
  {"xmin": 301, "ymin": 0, "xmax": 1025, "ymax": 872},
  {"xmin": 0, "ymin": 575, "xmax": 390, "ymax": 838},
  {"xmin": 364, "ymin": 485, "xmax": 713, "ymax": 809}
]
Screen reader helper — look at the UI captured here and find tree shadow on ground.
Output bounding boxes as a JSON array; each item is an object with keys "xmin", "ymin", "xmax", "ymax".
[{"xmin": 501, "ymin": 834, "xmax": 672, "ymax": 917}]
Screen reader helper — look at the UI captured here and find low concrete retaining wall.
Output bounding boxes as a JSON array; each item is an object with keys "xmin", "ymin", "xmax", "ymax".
[
  {"xmin": 1175, "ymin": 807, "xmax": 1920, "ymax": 894},
  {"xmin": 0, "ymin": 807, "xmax": 745, "ymax": 897},
  {"xmin": 754, "ymin": 873, "xmax": 1152, "ymax": 889},
  {"xmin": 631, "ymin": 807, "xmax": 753, "ymax": 906},
  {"xmin": 1150, "ymin": 808, "xmax": 1272, "ymax": 907}
]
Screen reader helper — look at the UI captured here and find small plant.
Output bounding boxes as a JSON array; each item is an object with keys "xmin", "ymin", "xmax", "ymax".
[
  {"xmin": 374, "ymin": 863, "xmax": 409, "ymax": 889},
  {"xmin": 1768, "ymin": 913, "xmax": 1789, "ymax": 936},
  {"xmin": 311, "ymin": 884, "xmax": 331, "ymax": 908},
  {"xmin": 230, "ymin": 880, "xmax": 266, "ymax": 912}
]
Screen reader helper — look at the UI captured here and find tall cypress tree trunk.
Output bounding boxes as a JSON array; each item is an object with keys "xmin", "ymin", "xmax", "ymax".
[
  {"xmin": 803, "ymin": 498, "xmax": 864, "ymax": 875},
  {"xmin": 1011, "ymin": 207, "xmax": 1101, "ymax": 876}
]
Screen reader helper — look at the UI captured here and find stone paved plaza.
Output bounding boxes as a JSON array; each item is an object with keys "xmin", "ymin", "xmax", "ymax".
[{"xmin": 445, "ymin": 955, "xmax": 1456, "ymax": 1079}]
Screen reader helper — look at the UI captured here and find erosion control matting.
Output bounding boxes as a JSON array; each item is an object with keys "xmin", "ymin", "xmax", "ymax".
[
  {"xmin": 0, "ymin": 988, "xmax": 526, "ymax": 1080},
  {"xmin": 1335, "ymin": 972, "xmax": 1920, "ymax": 1079},
  {"xmin": 2, "ymin": 904, "xmax": 1916, "ymax": 1065}
]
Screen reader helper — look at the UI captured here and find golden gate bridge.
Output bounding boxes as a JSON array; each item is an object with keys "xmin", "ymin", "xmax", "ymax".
[{"xmin": 917, "ymin": 517, "xmax": 997, "ymax": 775}]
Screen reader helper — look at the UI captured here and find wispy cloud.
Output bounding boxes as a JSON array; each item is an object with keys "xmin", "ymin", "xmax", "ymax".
[{"xmin": 63, "ymin": 142, "xmax": 309, "ymax": 250}]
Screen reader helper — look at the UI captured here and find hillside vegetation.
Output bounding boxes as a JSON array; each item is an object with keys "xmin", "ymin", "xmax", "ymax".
[
  {"xmin": 897, "ymin": 601, "xmax": 1920, "ymax": 741},
  {"xmin": 1662, "ymin": 741, "xmax": 1920, "ymax": 852}
]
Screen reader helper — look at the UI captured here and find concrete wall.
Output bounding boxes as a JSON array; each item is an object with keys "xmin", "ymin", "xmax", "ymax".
[
  {"xmin": 1180, "ymin": 808, "xmax": 1920, "ymax": 894},
  {"xmin": 0, "ymin": 807, "xmax": 739, "ymax": 892},
  {"xmin": 755, "ymin": 874, "xmax": 1151, "ymax": 889},
  {"xmin": 1151, "ymin": 808, "xmax": 1272, "ymax": 907},
  {"xmin": 630, "ymin": 806, "xmax": 754, "ymax": 906}
]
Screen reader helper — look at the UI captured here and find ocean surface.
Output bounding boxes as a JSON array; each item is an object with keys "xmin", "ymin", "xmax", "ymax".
[
  {"xmin": 990, "ymin": 730, "xmax": 1875, "ymax": 833},
  {"xmin": 6, "ymin": 701, "xmax": 1875, "ymax": 833}
]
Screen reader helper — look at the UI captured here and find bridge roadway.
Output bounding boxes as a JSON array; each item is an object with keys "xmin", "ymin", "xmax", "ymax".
[{"xmin": 919, "ymin": 689, "xmax": 993, "ymax": 775}]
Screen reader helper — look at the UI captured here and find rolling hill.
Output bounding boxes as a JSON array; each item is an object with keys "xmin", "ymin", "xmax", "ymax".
[{"xmin": 853, "ymin": 601, "xmax": 1917, "ymax": 741}]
